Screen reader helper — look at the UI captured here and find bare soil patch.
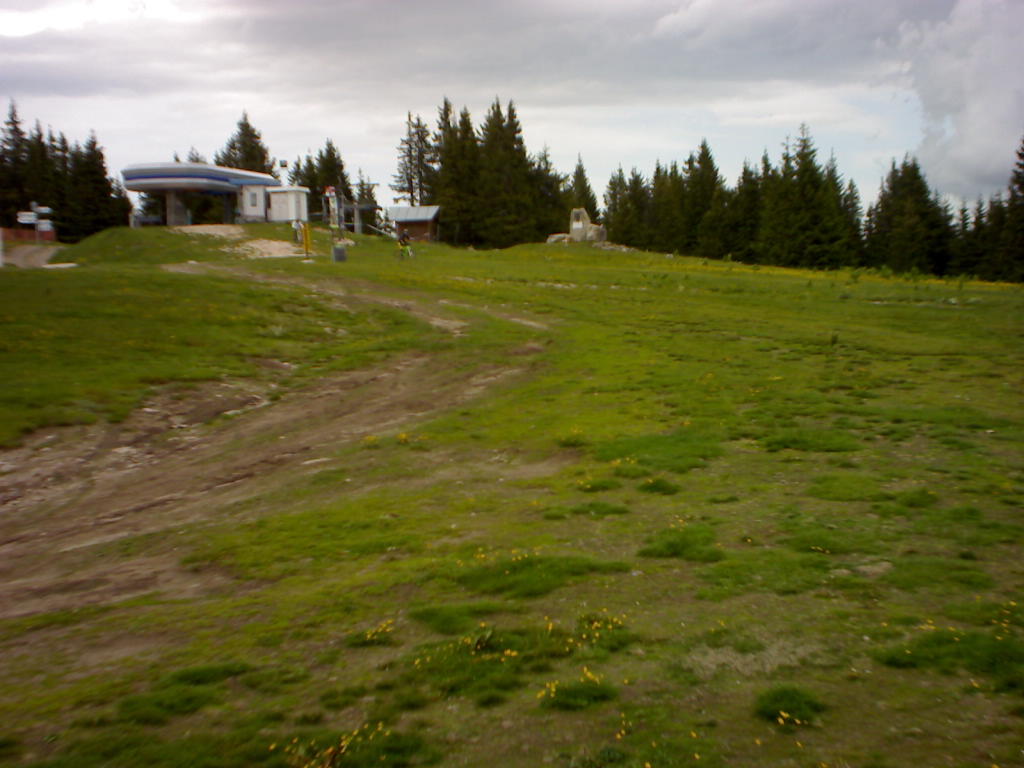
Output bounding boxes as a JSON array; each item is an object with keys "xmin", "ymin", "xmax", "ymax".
[
  {"xmin": 0, "ymin": 260, "xmax": 557, "ymax": 621},
  {"xmin": 171, "ymin": 224, "xmax": 246, "ymax": 239},
  {"xmin": 2, "ymin": 244, "xmax": 62, "ymax": 268}
]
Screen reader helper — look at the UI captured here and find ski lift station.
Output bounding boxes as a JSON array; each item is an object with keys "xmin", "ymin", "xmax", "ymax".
[{"xmin": 121, "ymin": 162, "xmax": 308, "ymax": 226}]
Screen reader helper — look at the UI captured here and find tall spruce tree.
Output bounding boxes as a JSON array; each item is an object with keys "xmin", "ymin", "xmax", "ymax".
[
  {"xmin": 648, "ymin": 162, "xmax": 685, "ymax": 253},
  {"xmin": 864, "ymin": 157, "xmax": 952, "ymax": 274},
  {"xmin": 603, "ymin": 167, "xmax": 629, "ymax": 243},
  {"xmin": 996, "ymin": 133, "xmax": 1024, "ymax": 281},
  {"xmin": 682, "ymin": 140, "xmax": 722, "ymax": 249},
  {"xmin": 356, "ymin": 171, "xmax": 380, "ymax": 233},
  {"xmin": 434, "ymin": 105, "xmax": 481, "ymax": 245},
  {"xmin": 476, "ymin": 99, "xmax": 536, "ymax": 247},
  {"xmin": 391, "ymin": 113, "xmax": 434, "ymax": 206},
  {"xmin": 1, "ymin": 101, "xmax": 28, "ymax": 226},
  {"xmin": 213, "ymin": 112, "xmax": 274, "ymax": 175},
  {"xmin": 567, "ymin": 155, "xmax": 599, "ymax": 222},
  {"xmin": 531, "ymin": 148, "xmax": 570, "ymax": 240}
]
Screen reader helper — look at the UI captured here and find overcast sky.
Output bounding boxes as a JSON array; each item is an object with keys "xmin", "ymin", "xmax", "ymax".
[{"xmin": 2, "ymin": 0, "xmax": 1022, "ymax": 209}]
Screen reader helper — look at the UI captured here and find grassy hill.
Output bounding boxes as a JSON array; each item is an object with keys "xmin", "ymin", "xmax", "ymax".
[{"xmin": 0, "ymin": 225, "xmax": 1022, "ymax": 768}]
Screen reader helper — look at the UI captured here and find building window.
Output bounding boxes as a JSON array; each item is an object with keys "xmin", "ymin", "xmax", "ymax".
[{"xmin": 249, "ymin": 192, "xmax": 257, "ymax": 208}]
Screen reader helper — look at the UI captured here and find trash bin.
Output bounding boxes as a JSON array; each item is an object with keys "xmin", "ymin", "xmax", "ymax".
[{"xmin": 332, "ymin": 244, "xmax": 347, "ymax": 262}]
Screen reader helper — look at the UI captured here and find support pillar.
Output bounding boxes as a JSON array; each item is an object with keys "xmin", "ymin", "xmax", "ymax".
[{"xmin": 165, "ymin": 190, "xmax": 189, "ymax": 226}]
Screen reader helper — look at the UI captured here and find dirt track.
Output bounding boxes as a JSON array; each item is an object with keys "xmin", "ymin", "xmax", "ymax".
[
  {"xmin": 2, "ymin": 244, "xmax": 62, "ymax": 268},
  {"xmin": 0, "ymin": 264, "xmax": 548, "ymax": 620}
]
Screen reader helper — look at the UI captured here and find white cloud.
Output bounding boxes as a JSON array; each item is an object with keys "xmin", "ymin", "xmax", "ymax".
[
  {"xmin": 0, "ymin": 0, "xmax": 1019, "ymax": 209},
  {"xmin": 895, "ymin": 0, "xmax": 1024, "ymax": 198},
  {"xmin": 0, "ymin": 0, "xmax": 203, "ymax": 37}
]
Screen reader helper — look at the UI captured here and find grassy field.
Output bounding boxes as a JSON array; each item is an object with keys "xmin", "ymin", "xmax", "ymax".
[{"xmin": 0, "ymin": 225, "xmax": 1022, "ymax": 768}]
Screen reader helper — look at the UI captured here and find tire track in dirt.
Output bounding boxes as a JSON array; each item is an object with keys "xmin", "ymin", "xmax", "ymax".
[{"xmin": 0, "ymin": 264, "xmax": 551, "ymax": 620}]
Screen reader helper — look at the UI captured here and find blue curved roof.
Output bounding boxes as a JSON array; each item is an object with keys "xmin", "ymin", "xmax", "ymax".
[{"xmin": 122, "ymin": 162, "xmax": 280, "ymax": 194}]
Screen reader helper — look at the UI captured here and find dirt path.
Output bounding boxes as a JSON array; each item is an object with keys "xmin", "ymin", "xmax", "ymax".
[
  {"xmin": 0, "ymin": 259, "xmax": 555, "ymax": 620},
  {"xmin": 2, "ymin": 244, "xmax": 62, "ymax": 268},
  {"xmin": 0, "ymin": 350, "xmax": 529, "ymax": 620}
]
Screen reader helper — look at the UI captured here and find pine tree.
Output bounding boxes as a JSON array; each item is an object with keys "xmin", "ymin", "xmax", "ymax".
[
  {"xmin": 213, "ymin": 112, "xmax": 274, "ymax": 174},
  {"xmin": 603, "ymin": 167, "xmax": 628, "ymax": 243},
  {"xmin": 62, "ymin": 133, "xmax": 127, "ymax": 241},
  {"xmin": 567, "ymin": 156, "xmax": 599, "ymax": 222},
  {"xmin": 1, "ymin": 101, "xmax": 28, "ymax": 225},
  {"xmin": 476, "ymin": 100, "xmax": 536, "ymax": 247},
  {"xmin": 434, "ymin": 105, "xmax": 481, "ymax": 245},
  {"xmin": 649, "ymin": 162, "xmax": 685, "ymax": 253},
  {"xmin": 864, "ymin": 157, "xmax": 952, "ymax": 274},
  {"xmin": 997, "ymin": 132, "xmax": 1024, "ymax": 281},
  {"xmin": 316, "ymin": 139, "xmax": 352, "ymax": 200},
  {"xmin": 696, "ymin": 186, "xmax": 734, "ymax": 259},
  {"xmin": 682, "ymin": 140, "xmax": 722, "ymax": 249},
  {"xmin": 756, "ymin": 141, "xmax": 799, "ymax": 265},
  {"xmin": 531, "ymin": 148, "xmax": 569, "ymax": 241},
  {"xmin": 391, "ymin": 113, "xmax": 434, "ymax": 206},
  {"xmin": 356, "ymin": 171, "xmax": 380, "ymax": 233}
]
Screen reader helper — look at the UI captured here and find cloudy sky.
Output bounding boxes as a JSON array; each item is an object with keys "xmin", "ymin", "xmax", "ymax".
[{"xmin": 1, "ymin": 0, "xmax": 1022, "ymax": 208}]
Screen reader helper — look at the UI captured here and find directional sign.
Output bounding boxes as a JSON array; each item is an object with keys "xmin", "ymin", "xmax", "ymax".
[
  {"xmin": 37, "ymin": 220, "xmax": 54, "ymax": 232},
  {"xmin": 17, "ymin": 211, "xmax": 37, "ymax": 224},
  {"xmin": 34, "ymin": 206, "xmax": 53, "ymax": 215}
]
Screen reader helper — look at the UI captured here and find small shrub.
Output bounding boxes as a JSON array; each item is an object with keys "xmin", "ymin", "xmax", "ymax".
[{"xmin": 754, "ymin": 685, "xmax": 825, "ymax": 726}]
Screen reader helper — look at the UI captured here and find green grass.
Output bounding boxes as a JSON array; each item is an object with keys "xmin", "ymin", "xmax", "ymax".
[
  {"xmin": 875, "ymin": 629, "xmax": 1024, "ymax": 693},
  {"xmin": 409, "ymin": 602, "xmax": 507, "ymax": 635},
  {"xmin": 2, "ymin": 227, "xmax": 1023, "ymax": 768},
  {"xmin": 637, "ymin": 524, "xmax": 724, "ymax": 561},
  {"xmin": 453, "ymin": 554, "xmax": 629, "ymax": 598},
  {"xmin": 0, "ymin": 255, "xmax": 440, "ymax": 445}
]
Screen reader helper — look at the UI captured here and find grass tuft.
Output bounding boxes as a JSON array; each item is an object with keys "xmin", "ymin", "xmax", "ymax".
[
  {"xmin": 454, "ymin": 554, "xmax": 628, "ymax": 598},
  {"xmin": 638, "ymin": 524, "xmax": 724, "ymax": 561},
  {"xmin": 754, "ymin": 684, "xmax": 826, "ymax": 726}
]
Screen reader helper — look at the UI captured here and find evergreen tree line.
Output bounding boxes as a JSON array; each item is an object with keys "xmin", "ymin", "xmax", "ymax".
[
  {"xmin": 0, "ymin": 101, "xmax": 131, "ymax": 242},
  {"xmin": 392, "ymin": 98, "xmax": 599, "ymax": 249},
  {"xmin": 603, "ymin": 125, "xmax": 1024, "ymax": 282}
]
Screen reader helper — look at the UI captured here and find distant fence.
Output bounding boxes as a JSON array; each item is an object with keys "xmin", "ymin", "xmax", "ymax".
[{"xmin": 0, "ymin": 227, "xmax": 57, "ymax": 243}]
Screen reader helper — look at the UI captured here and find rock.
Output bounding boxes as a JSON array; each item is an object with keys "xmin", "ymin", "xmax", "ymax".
[{"xmin": 546, "ymin": 233, "xmax": 570, "ymax": 244}]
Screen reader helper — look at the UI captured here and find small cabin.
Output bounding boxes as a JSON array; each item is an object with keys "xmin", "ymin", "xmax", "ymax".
[{"xmin": 388, "ymin": 205, "xmax": 440, "ymax": 242}]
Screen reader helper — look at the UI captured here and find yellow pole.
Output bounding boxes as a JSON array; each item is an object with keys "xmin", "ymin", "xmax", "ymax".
[{"xmin": 302, "ymin": 222, "xmax": 311, "ymax": 257}]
